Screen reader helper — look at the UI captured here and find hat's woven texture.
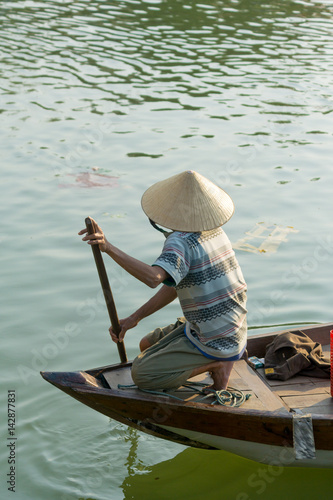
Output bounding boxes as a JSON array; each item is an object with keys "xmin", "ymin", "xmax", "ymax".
[{"xmin": 141, "ymin": 170, "xmax": 234, "ymax": 232}]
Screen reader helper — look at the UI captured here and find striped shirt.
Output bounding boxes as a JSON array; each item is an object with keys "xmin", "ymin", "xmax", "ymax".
[{"xmin": 153, "ymin": 228, "xmax": 247, "ymax": 360}]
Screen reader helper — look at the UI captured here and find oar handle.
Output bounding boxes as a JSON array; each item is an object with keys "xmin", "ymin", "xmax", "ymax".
[{"xmin": 85, "ymin": 217, "xmax": 127, "ymax": 364}]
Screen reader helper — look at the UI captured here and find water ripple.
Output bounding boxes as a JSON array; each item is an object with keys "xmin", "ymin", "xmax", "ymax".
[
  {"xmin": 2, "ymin": 0, "xmax": 333, "ymax": 111},
  {"xmin": 2, "ymin": 4, "xmax": 333, "ymax": 499}
]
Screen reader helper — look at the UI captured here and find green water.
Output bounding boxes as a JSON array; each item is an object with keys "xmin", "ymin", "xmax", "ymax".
[{"xmin": 1, "ymin": 0, "xmax": 333, "ymax": 498}]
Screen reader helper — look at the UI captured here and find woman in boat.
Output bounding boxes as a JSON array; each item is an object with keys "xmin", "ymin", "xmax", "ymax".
[{"xmin": 79, "ymin": 170, "xmax": 247, "ymax": 392}]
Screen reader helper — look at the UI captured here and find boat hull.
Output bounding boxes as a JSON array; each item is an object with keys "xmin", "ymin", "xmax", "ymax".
[
  {"xmin": 41, "ymin": 323, "xmax": 333, "ymax": 468},
  {"xmin": 41, "ymin": 367, "xmax": 333, "ymax": 468},
  {"xmin": 159, "ymin": 424, "xmax": 333, "ymax": 468}
]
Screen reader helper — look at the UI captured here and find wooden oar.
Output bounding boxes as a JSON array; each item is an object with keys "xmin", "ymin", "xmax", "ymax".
[{"xmin": 85, "ymin": 217, "xmax": 128, "ymax": 363}]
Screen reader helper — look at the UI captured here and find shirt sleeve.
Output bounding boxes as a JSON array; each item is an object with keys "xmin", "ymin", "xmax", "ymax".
[{"xmin": 152, "ymin": 233, "xmax": 190, "ymax": 287}]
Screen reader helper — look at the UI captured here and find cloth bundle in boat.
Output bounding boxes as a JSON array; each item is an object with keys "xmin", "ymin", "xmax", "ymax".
[{"xmin": 264, "ymin": 331, "xmax": 330, "ymax": 381}]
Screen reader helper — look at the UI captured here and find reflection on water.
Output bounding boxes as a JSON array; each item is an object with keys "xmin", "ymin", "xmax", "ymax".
[
  {"xmin": 2, "ymin": 1, "xmax": 333, "ymax": 499},
  {"xmin": 123, "ymin": 445, "xmax": 333, "ymax": 500},
  {"xmin": 58, "ymin": 168, "xmax": 119, "ymax": 188}
]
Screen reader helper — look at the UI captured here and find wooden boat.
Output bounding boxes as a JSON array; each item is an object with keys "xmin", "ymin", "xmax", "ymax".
[{"xmin": 41, "ymin": 322, "xmax": 333, "ymax": 468}]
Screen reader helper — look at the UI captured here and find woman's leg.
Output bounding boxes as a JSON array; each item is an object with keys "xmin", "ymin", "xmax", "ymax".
[
  {"xmin": 132, "ymin": 323, "xmax": 235, "ymax": 391},
  {"xmin": 139, "ymin": 318, "xmax": 186, "ymax": 352},
  {"xmin": 189, "ymin": 360, "xmax": 234, "ymax": 390}
]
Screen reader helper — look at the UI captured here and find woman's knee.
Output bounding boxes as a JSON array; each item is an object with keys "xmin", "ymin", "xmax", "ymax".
[
  {"xmin": 139, "ymin": 336, "xmax": 152, "ymax": 352},
  {"xmin": 131, "ymin": 355, "xmax": 150, "ymax": 389}
]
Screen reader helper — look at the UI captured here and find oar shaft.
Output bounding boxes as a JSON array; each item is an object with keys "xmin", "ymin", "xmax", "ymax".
[{"xmin": 85, "ymin": 217, "xmax": 127, "ymax": 363}]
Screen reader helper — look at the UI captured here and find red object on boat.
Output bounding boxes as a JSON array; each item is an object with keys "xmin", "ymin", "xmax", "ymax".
[{"xmin": 331, "ymin": 330, "xmax": 333, "ymax": 397}]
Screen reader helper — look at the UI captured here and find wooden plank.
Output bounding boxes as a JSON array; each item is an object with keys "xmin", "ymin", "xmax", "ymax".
[
  {"xmin": 256, "ymin": 368, "xmax": 317, "ymax": 387},
  {"xmin": 103, "ymin": 365, "xmax": 134, "ymax": 389},
  {"xmin": 231, "ymin": 391, "xmax": 269, "ymax": 411},
  {"xmin": 187, "ymin": 363, "xmax": 287, "ymax": 410},
  {"xmin": 256, "ymin": 368, "xmax": 330, "ymax": 388},
  {"xmin": 282, "ymin": 393, "xmax": 333, "ymax": 413},
  {"xmin": 182, "ymin": 390, "xmax": 267, "ymax": 410},
  {"xmin": 306, "ymin": 406, "xmax": 333, "ymax": 415},
  {"xmin": 188, "ymin": 370, "xmax": 251, "ymax": 390},
  {"xmin": 301, "ymin": 376, "xmax": 331, "ymax": 385},
  {"xmin": 313, "ymin": 380, "xmax": 331, "ymax": 393},
  {"xmin": 228, "ymin": 376, "xmax": 251, "ymax": 391},
  {"xmin": 183, "ymin": 368, "xmax": 270, "ymax": 409},
  {"xmin": 104, "ymin": 363, "xmax": 283, "ymax": 412},
  {"xmin": 233, "ymin": 360, "xmax": 286, "ymax": 412},
  {"xmin": 274, "ymin": 383, "xmax": 330, "ymax": 397}
]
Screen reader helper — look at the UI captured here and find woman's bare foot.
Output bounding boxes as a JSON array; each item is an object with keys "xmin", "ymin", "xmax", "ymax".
[
  {"xmin": 190, "ymin": 360, "xmax": 234, "ymax": 391},
  {"xmin": 209, "ymin": 361, "xmax": 234, "ymax": 390}
]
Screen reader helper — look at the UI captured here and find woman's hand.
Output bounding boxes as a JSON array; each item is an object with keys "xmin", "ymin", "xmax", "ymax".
[
  {"xmin": 109, "ymin": 315, "xmax": 139, "ymax": 343},
  {"xmin": 78, "ymin": 218, "xmax": 109, "ymax": 252}
]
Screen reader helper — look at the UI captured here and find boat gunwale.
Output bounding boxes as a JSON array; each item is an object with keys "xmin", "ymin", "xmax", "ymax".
[{"xmin": 70, "ymin": 382, "xmax": 291, "ymax": 419}]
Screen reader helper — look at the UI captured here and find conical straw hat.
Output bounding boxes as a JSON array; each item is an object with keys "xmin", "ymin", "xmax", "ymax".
[{"xmin": 141, "ymin": 170, "xmax": 234, "ymax": 232}]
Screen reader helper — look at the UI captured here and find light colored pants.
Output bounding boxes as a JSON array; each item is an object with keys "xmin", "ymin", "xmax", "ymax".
[{"xmin": 131, "ymin": 319, "xmax": 211, "ymax": 391}]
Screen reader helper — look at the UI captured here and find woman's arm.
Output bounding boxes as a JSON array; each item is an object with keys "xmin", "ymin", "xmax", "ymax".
[
  {"xmin": 104, "ymin": 242, "xmax": 168, "ymax": 288},
  {"xmin": 109, "ymin": 284, "xmax": 178, "ymax": 343},
  {"xmin": 79, "ymin": 218, "xmax": 169, "ymax": 288}
]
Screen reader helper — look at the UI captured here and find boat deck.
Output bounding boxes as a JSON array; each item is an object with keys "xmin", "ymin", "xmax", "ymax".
[
  {"xmin": 255, "ymin": 344, "xmax": 333, "ymax": 416},
  {"xmin": 184, "ymin": 344, "xmax": 333, "ymax": 415},
  {"xmin": 256, "ymin": 370, "xmax": 332, "ymax": 415},
  {"xmin": 103, "ymin": 344, "xmax": 333, "ymax": 416}
]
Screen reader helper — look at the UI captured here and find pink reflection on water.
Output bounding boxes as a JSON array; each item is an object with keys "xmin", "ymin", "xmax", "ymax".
[{"xmin": 59, "ymin": 169, "xmax": 119, "ymax": 188}]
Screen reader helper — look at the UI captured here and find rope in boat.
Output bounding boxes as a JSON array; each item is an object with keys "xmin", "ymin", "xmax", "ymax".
[
  {"xmin": 117, "ymin": 383, "xmax": 251, "ymax": 407},
  {"xmin": 197, "ymin": 387, "xmax": 251, "ymax": 407}
]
